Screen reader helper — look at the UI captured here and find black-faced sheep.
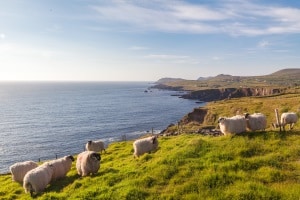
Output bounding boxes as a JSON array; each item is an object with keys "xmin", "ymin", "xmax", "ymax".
[
  {"xmin": 244, "ymin": 113, "xmax": 267, "ymax": 131},
  {"xmin": 23, "ymin": 162, "xmax": 54, "ymax": 196},
  {"xmin": 48, "ymin": 155, "xmax": 74, "ymax": 181},
  {"xmin": 76, "ymin": 151, "xmax": 101, "ymax": 176},
  {"xmin": 85, "ymin": 140, "xmax": 106, "ymax": 153},
  {"xmin": 218, "ymin": 115, "xmax": 246, "ymax": 135},
  {"xmin": 133, "ymin": 135, "xmax": 159, "ymax": 157},
  {"xmin": 9, "ymin": 161, "xmax": 38, "ymax": 183}
]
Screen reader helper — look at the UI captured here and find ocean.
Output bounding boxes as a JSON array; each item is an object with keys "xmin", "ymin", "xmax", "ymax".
[{"xmin": 0, "ymin": 82, "xmax": 203, "ymax": 174}]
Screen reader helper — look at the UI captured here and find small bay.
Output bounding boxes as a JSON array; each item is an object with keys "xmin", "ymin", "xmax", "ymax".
[{"xmin": 0, "ymin": 81, "xmax": 203, "ymax": 173}]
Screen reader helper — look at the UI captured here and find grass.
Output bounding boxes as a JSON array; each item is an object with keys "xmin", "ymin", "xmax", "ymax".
[
  {"xmin": 1, "ymin": 93, "xmax": 300, "ymax": 200},
  {"xmin": 1, "ymin": 131, "xmax": 300, "ymax": 200}
]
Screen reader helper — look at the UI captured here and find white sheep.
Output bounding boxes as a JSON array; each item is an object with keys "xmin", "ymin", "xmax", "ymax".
[
  {"xmin": 218, "ymin": 115, "xmax": 246, "ymax": 135},
  {"xmin": 9, "ymin": 161, "xmax": 39, "ymax": 183},
  {"xmin": 85, "ymin": 140, "xmax": 106, "ymax": 153},
  {"xmin": 48, "ymin": 155, "xmax": 74, "ymax": 181},
  {"xmin": 23, "ymin": 162, "xmax": 54, "ymax": 196},
  {"xmin": 281, "ymin": 112, "xmax": 298, "ymax": 131},
  {"xmin": 76, "ymin": 151, "xmax": 101, "ymax": 176},
  {"xmin": 244, "ymin": 113, "xmax": 267, "ymax": 131},
  {"xmin": 133, "ymin": 135, "xmax": 159, "ymax": 157}
]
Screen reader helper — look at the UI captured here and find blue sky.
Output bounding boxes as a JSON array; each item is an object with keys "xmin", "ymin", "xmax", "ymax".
[{"xmin": 1, "ymin": 0, "xmax": 300, "ymax": 81}]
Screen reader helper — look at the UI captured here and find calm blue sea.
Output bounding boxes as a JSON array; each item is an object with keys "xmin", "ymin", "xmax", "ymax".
[{"xmin": 0, "ymin": 82, "xmax": 203, "ymax": 173}]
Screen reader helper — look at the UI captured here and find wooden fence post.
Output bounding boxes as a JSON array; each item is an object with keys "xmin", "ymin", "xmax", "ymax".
[{"xmin": 275, "ymin": 108, "xmax": 281, "ymax": 132}]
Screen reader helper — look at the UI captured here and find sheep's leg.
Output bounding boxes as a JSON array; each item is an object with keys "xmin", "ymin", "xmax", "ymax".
[{"xmin": 290, "ymin": 123, "xmax": 294, "ymax": 130}]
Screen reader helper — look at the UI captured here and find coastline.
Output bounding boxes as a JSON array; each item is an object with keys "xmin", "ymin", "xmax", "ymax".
[{"xmin": 151, "ymin": 83, "xmax": 286, "ymax": 102}]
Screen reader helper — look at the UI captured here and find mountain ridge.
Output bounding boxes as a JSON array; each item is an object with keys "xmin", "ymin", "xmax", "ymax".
[{"xmin": 152, "ymin": 68, "xmax": 300, "ymax": 102}]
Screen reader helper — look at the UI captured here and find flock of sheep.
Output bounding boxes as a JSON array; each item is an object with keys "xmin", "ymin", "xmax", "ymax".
[
  {"xmin": 9, "ymin": 136, "xmax": 159, "ymax": 196},
  {"xmin": 8, "ymin": 111, "xmax": 298, "ymax": 196},
  {"xmin": 218, "ymin": 112, "xmax": 298, "ymax": 135}
]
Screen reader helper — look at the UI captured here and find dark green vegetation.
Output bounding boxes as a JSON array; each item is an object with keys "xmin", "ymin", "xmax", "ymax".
[{"xmin": 1, "ymin": 92, "xmax": 300, "ymax": 199}]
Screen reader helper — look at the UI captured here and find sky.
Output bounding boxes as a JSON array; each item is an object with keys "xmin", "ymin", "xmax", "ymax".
[{"xmin": 1, "ymin": 0, "xmax": 300, "ymax": 81}]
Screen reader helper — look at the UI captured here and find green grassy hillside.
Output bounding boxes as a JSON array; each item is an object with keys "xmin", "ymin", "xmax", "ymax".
[
  {"xmin": 1, "ymin": 93, "xmax": 300, "ymax": 200},
  {"xmin": 1, "ymin": 133, "xmax": 300, "ymax": 199}
]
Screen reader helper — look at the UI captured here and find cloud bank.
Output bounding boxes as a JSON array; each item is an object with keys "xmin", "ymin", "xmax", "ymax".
[{"xmin": 90, "ymin": 0, "xmax": 300, "ymax": 36}]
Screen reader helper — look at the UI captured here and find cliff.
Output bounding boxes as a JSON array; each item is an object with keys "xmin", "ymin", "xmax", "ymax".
[{"xmin": 181, "ymin": 87, "xmax": 285, "ymax": 102}]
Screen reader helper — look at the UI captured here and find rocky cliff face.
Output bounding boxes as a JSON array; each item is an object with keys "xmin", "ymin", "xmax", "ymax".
[{"xmin": 181, "ymin": 87, "xmax": 285, "ymax": 102}]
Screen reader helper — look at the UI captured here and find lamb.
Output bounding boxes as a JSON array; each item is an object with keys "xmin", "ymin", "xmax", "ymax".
[
  {"xmin": 9, "ymin": 161, "xmax": 39, "ymax": 183},
  {"xmin": 85, "ymin": 140, "xmax": 106, "ymax": 153},
  {"xmin": 133, "ymin": 135, "xmax": 159, "ymax": 157},
  {"xmin": 76, "ymin": 151, "xmax": 101, "ymax": 176},
  {"xmin": 48, "ymin": 155, "xmax": 74, "ymax": 181},
  {"xmin": 244, "ymin": 113, "xmax": 267, "ymax": 131},
  {"xmin": 218, "ymin": 115, "xmax": 246, "ymax": 135},
  {"xmin": 23, "ymin": 162, "xmax": 54, "ymax": 196},
  {"xmin": 281, "ymin": 112, "xmax": 298, "ymax": 131}
]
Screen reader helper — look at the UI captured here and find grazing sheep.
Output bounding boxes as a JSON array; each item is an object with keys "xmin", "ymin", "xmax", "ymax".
[
  {"xmin": 218, "ymin": 115, "xmax": 246, "ymax": 135},
  {"xmin": 76, "ymin": 151, "xmax": 101, "ymax": 176},
  {"xmin": 281, "ymin": 112, "xmax": 298, "ymax": 131},
  {"xmin": 133, "ymin": 135, "xmax": 159, "ymax": 157},
  {"xmin": 23, "ymin": 163, "xmax": 54, "ymax": 196},
  {"xmin": 244, "ymin": 113, "xmax": 267, "ymax": 131},
  {"xmin": 9, "ymin": 161, "xmax": 38, "ymax": 183},
  {"xmin": 48, "ymin": 155, "xmax": 74, "ymax": 181},
  {"xmin": 85, "ymin": 140, "xmax": 106, "ymax": 153}
]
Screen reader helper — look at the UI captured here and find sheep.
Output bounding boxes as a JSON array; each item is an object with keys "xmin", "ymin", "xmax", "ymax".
[
  {"xmin": 244, "ymin": 113, "xmax": 267, "ymax": 131},
  {"xmin": 85, "ymin": 140, "xmax": 106, "ymax": 153},
  {"xmin": 48, "ymin": 155, "xmax": 74, "ymax": 181},
  {"xmin": 76, "ymin": 151, "xmax": 101, "ymax": 176},
  {"xmin": 23, "ymin": 162, "xmax": 54, "ymax": 196},
  {"xmin": 133, "ymin": 135, "xmax": 159, "ymax": 157},
  {"xmin": 218, "ymin": 115, "xmax": 246, "ymax": 135},
  {"xmin": 281, "ymin": 112, "xmax": 298, "ymax": 131},
  {"xmin": 9, "ymin": 161, "xmax": 39, "ymax": 183}
]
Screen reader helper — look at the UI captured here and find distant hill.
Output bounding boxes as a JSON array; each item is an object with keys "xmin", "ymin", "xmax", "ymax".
[
  {"xmin": 153, "ymin": 68, "xmax": 300, "ymax": 92},
  {"xmin": 269, "ymin": 68, "xmax": 300, "ymax": 76},
  {"xmin": 155, "ymin": 78, "xmax": 186, "ymax": 84}
]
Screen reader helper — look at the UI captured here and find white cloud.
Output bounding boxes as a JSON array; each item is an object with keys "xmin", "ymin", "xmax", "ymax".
[
  {"xmin": 212, "ymin": 56, "xmax": 221, "ymax": 60},
  {"xmin": 90, "ymin": 0, "xmax": 300, "ymax": 36},
  {"xmin": 0, "ymin": 33, "xmax": 5, "ymax": 39},
  {"xmin": 258, "ymin": 40, "xmax": 270, "ymax": 48}
]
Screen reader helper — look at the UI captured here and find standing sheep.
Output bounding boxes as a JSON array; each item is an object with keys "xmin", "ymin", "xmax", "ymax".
[
  {"xmin": 244, "ymin": 113, "xmax": 267, "ymax": 131},
  {"xmin": 133, "ymin": 135, "xmax": 159, "ymax": 157},
  {"xmin": 76, "ymin": 151, "xmax": 101, "ymax": 176},
  {"xmin": 218, "ymin": 115, "xmax": 246, "ymax": 135},
  {"xmin": 9, "ymin": 161, "xmax": 38, "ymax": 183},
  {"xmin": 23, "ymin": 162, "xmax": 54, "ymax": 196},
  {"xmin": 281, "ymin": 112, "xmax": 298, "ymax": 131},
  {"xmin": 85, "ymin": 140, "xmax": 106, "ymax": 153},
  {"xmin": 48, "ymin": 155, "xmax": 74, "ymax": 181}
]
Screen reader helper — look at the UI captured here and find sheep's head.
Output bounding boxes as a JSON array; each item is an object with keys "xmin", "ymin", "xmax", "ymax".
[
  {"xmin": 218, "ymin": 117, "xmax": 226, "ymax": 124},
  {"xmin": 244, "ymin": 113, "xmax": 250, "ymax": 119},
  {"xmin": 67, "ymin": 155, "xmax": 75, "ymax": 162},
  {"xmin": 151, "ymin": 136, "xmax": 158, "ymax": 144},
  {"xmin": 91, "ymin": 152, "xmax": 101, "ymax": 161}
]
